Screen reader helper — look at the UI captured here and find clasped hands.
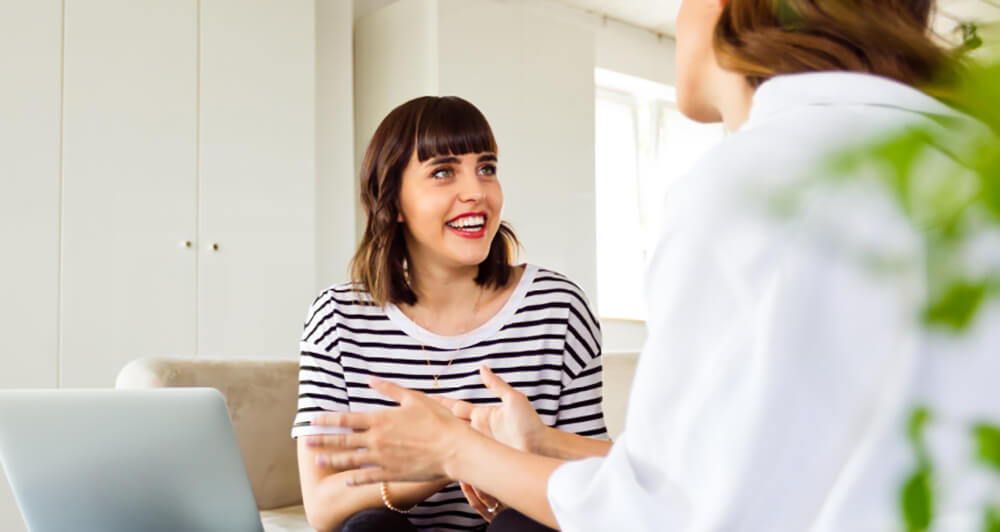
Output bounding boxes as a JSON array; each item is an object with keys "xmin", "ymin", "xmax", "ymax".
[{"xmin": 305, "ymin": 365, "xmax": 546, "ymax": 521}]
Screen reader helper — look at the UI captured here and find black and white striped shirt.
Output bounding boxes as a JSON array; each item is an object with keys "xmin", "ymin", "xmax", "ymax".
[{"xmin": 292, "ymin": 264, "xmax": 607, "ymax": 531}]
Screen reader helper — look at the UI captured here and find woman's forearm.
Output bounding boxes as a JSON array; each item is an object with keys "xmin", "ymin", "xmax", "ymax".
[
  {"xmin": 534, "ymin": 426, "xmax": 613, "ymax": 460},
  {"xmin": 305, "ymin": 474, "xmax": 450, "ymax": 531},
  {"xmin": 299, "ymin": 439, "xmax": 449, "ymax": 531},
  {"xmin": 445, "ymin": 430, "xmax": 566, "ymax": 529}
]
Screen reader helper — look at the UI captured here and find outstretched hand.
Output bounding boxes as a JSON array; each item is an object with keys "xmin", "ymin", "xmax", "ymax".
[
  {"xmin": 307, "ymin": 378, "xmax": 480, "ymax": 485},
  {"xmin": 307, "ymin": 366, "xmax": 550, "ymax": 488}
]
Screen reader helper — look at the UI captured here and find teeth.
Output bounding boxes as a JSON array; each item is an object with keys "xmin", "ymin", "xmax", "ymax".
[{"xmin": 447, "ymin": 215, "xmax": 485, "ymax": 229}]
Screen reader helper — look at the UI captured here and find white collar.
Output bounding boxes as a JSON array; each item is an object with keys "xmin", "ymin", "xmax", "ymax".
[{"xmin": 743, "ymin": 71, "xmax": 965, "ymax": 130}]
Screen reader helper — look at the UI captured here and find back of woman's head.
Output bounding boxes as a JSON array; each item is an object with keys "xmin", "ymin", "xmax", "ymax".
[{"xmin": 714, "ymin": 0, "xmax": 955, "ymax": 93}]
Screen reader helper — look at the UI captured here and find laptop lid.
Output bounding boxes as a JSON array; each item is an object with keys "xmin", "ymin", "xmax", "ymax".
[{"xmin": 0, "ymin": 388, "xmax": 264, "ymax": 532}]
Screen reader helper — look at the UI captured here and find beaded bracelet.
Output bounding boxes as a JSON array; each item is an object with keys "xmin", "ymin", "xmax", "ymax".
[{"xmin": 380, "ymin": 482, "xmax": 411, "ymax": 514}]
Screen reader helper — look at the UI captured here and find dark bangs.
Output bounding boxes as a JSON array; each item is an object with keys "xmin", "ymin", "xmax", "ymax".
[{"xmin": 414, "ymin": 96, "xmax": 498, "ymax": 162}]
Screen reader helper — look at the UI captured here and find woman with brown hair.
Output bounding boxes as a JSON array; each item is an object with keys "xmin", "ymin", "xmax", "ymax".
[
  {"xmin": 292, "ymin": 96, "xmax": 607, "ymax": 531},
  {"xmin": 307, "ymin": 0, "xmax": 999, "ymax": 530}
]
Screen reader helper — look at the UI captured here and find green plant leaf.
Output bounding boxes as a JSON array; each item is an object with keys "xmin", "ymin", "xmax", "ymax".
[
  {"xmin": 974, "ymin": 424, "xmax": 1000, "ymax": 474},
  {"xmin": 922, "ymin": 281, "xmax": 988, "ymax": 331},
  {"xmin": 908, "ymin": 407, "xmax": 931, "ymax": 446},
  {"xmin": 984, "ymin": 505, "xmax": 1000, "ymax": 532},
  {"xmin": 902, "ymin": 469, "xmax": 934, "ymax": 532}
]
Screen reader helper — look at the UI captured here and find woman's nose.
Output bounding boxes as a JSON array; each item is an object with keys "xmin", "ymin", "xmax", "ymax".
[{"xmin": 458, "ymin": 174, "xmax": 485, "ymax": 202}]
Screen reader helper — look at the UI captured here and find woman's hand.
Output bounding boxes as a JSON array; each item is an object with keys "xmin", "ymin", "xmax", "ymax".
[
  {"xmin": 308, "ymin": 378, "xmax": 483, "ymax": 484},
  {"xmin": 460, "ymin": 481, "xmax": 505, "ymax": 521},
  {"xmin": 438, "ymin": 365, "xmax": 549, "ymax": 453}
]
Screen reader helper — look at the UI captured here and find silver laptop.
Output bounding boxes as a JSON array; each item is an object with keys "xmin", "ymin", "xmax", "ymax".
[{"xmin": 0, "ymin": 388, "xmax": 265, "ymax": 532}]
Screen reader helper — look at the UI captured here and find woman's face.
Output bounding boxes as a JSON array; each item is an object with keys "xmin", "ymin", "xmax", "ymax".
[
  {"xmin": 397, "ymin": 149, "xmax": 503, "ymax": 271},
  {"xmin": 675, "ymin": 0, "xmax": 725, "ymax": 122}
]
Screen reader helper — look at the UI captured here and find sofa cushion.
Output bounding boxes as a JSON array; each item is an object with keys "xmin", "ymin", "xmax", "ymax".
[{"xmin": 260, "ymin": 505, "xmax": 313, "ymax": 532}]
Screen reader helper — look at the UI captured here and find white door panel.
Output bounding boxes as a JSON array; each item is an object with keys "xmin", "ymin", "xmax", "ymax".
[{"xmin": 60, "ymin": 0, "xmax": 198, "ymax": 387}]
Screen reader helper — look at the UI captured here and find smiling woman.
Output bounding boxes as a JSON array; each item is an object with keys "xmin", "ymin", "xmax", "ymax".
[{"xmin": 291, "ymin": 96, "xmax": 609, "ymax": 532}]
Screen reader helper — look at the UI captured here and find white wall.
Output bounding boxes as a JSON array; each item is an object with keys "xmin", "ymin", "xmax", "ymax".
[
  {"xmin": 353, "ymin": 0, "xmax": 440, "ymax": 243},
  {"xmin": 520, "ymin": 0, "xmax": 677, "ymax": 86},
  {"xmin": 317, "ymin": 1, "xmax": 358, "ymax": 286},
  {"xmin": 438, "ymin": 0, "xmax": 598, "ymax": 299}
]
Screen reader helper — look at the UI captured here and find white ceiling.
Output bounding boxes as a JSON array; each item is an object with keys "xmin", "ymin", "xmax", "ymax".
[{"xmin": 555, "ymin": 0, "xmax": 1000, "ymax": 39}]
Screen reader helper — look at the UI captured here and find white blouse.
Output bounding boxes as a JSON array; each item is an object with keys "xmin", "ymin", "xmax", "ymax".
[{"xmin": 548, "ymin": 72, "xmax": 1000, "ymax": 531}]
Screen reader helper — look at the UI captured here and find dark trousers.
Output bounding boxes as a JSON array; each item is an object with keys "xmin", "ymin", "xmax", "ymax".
[
  {"xmin": 334, "ymin": 507, "xmax": 559, "ymax": 532},
  {"xmin": 487, "ymin": 508, "xmax": 559, "ymax": 532}
]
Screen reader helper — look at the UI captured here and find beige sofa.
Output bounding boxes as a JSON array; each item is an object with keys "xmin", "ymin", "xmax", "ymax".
[{"xmin": 115, "ymin": 354, "xmax": 638, "ymax": 532}]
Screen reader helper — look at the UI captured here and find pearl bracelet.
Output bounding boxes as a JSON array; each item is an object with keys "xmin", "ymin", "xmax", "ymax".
[{"xmin": 380, "ymin": 482, "xmax": 410, "ymax": 514}]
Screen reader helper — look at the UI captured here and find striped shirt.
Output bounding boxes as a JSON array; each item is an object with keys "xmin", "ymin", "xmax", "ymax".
[{"xmin": 292, "ymin": 264, "xmax": 607, "ymax": 531}]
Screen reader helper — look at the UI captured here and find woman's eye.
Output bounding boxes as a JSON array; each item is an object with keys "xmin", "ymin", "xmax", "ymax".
[
  {"xmin": 478, "ymin": 164, "xmax": 497, "ymax": 177},
  {"xmin": 431, "ymin": 168, "xmax": 454, "ymax": 179}
]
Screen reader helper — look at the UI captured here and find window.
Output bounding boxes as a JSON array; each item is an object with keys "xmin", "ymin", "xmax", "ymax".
[{"xmin": 595, "ymin": 68, "xmax": 726, "ymax": 320}]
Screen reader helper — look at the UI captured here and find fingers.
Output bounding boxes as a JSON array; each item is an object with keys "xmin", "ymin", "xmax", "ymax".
[
  {"xmin": 430, "ymin": 395, "xmax": 456, "ymax": 408},
  {"xmin": 341, "ymin": 466, "xmax": 389, "ymax": 487},
  {"xmin": 473, "ymin": 486, "xmax": 500, "ymax": 511},
  {"xmin": 479, "ymin": 365, "xmax": 516, "ymax": 400},
  {"xmin": 304, "ymin": 431, "xmax": 369, "ymax": 450},
  {"xmin": 469, "ymin": 407, "xmax": 492, "ymax": 436},
  {"xmin": 369, "ymin": 377, "xmax": 420, "ymax": 405},
  {"xmin": 311, "ymin": 412, "xmax": 373, "ymax": 431},
  {"xmin": 447, "ymin": 398, "xmax": 477, "ymax": 420},
  {"xmin": 314, "ymin": 449, "xmax": 377, "ymax": 470},
  {"xmin": 341, "ymin": 467, "xmax": 447, "ymax": 487},
  {"xmin": 430, "ymin": 395, "xmax": 475, "ymax": 421},
  {"xmin": 460, "ymin": 482, "xmax": 494, "ymax": 522}
]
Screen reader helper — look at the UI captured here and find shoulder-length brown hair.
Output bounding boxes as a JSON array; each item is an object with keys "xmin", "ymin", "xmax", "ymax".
[
  {"xmin": 714, "ymin": 0, "xmax": 958, "ymax": 96},
  {"xmin": 350, "ymin": 96, "xmax": 520, "ymax": 308}
]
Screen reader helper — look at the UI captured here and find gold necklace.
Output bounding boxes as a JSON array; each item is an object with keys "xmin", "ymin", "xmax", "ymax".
[
  {"xmin": 423, "ymin": 285, "xmax": 484, "ymax": 389},
  {"xmin": 424, "ymin": 344, "xmax": 456, "ymax": 389}
]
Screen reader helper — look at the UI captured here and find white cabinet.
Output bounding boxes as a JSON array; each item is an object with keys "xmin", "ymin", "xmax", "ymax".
[
  {"xmin": 197, "ymin": 0, "xmax": 317, "ymax": 357},
  {"xmin": 59, "ymin": 0, "xmax": 318, "ymax": 387},
  {"xmin": 1, "ymin": 1, "xmax": 353, "ymax": 528},
  {"xmin": 60, "ymin": 0, "xmax": 201, "ymax": 388},
  {"xmin": 0, "ymin": 3, "xmax": 63, "ymax": 529},
  {"xmin": 0, "ymin": 0, "xmax": 62, "ymax": 388}
]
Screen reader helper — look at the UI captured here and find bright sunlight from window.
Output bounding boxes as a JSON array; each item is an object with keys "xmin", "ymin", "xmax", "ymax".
[{"xmin": 595, "ymin": 68, "xmax": 726, "ymax": 321}]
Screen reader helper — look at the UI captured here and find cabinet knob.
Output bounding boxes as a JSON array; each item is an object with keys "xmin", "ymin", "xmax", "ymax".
[
  {"xmin": 211, "ymin": 243, "xmax": 219, "ymax": 252},
  {"xmin": 182, "ymin": 240, "xmax": 192, "ymax": 248}
]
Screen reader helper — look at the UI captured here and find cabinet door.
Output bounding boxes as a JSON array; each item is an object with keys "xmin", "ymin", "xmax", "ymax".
[
  {"xmin": 0, "ymin": 1, "xmax": 61, "ymax": 389},
  {"xmin": 0, "ymin": 1, "xmax": 63, "ymax": 527},
  {"xmin": 198, "ymin": 0, "xmax": 316, "ymax": 358},
  {"xmin": 61, "ymin": 0, "xmax": 198, "ymax": 387}
]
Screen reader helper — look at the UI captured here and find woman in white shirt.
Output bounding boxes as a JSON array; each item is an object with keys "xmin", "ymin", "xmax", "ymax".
[{"xmin": 307, "ymin": 1, "xmax": 1000, "ymax": 530}]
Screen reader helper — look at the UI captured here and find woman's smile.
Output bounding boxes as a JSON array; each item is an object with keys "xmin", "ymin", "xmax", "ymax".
[{"xmin": 445, "ymin": 212, "xmax": 488, "ymax": 239}]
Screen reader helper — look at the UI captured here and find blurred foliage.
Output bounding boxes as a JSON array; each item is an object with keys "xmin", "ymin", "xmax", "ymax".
[
  {"xmin": 829, "ymin": 56, "xmax": 1000, "ymax": 335},
  {"xmin": 855, "ymin": 42, "xmax": 1000, "ymax": 532},
  {"xmin": 774, "ymin": 21, "xmax": 1000, "ymax": 532},
  {"xmin": 903, "ymin": 408, "xmax": 935, "ymax": 531}
]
